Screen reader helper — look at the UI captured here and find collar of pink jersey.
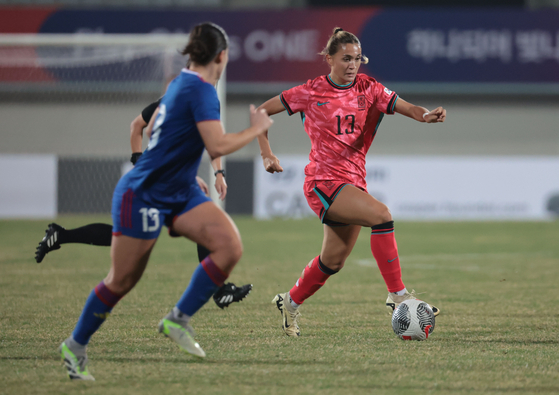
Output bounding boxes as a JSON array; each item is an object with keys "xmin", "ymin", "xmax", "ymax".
[{"xmin": 326, "ymin": 74, "xmax": 357, "ymax": 90}]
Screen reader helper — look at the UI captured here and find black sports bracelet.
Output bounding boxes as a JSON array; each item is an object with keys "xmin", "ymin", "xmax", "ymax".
[{"xmin": 214, "ymin": 169, "xmax": 225, "ymax": 177}]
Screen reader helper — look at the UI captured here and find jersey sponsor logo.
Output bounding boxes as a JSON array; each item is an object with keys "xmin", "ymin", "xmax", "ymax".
[
  {"xmin": 384, "ymin": 87, "xmax": 393, "ymax": 95},
  {"xmin": 357, "ymin": 95, "xmax": 366, "ymax": 109},
  {"xmin": 317, "ymin": 101, "xmax": 330, "ymax": 106}
]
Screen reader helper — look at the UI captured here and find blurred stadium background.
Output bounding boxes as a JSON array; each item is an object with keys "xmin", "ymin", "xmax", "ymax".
[
  {"xmin": 0, "ymin": 0, "xmax": 558, "ymax": 220},
  {"xmin": 2, "ymin": 2, "xmax": 559, "ymax": 393}
]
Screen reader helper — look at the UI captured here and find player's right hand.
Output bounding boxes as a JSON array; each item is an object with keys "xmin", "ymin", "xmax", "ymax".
[
  {"xmin": 263, "ymin": 155, "xmax": 283, "ymax": 174},
  {"xmin": 250, "ymin": 104, "xmax": 273, "ymax": 133}
]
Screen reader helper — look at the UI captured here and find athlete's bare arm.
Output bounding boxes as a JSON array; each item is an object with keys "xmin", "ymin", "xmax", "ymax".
[
  {"xmin": 198, "ymin": 105, "xmax": 272, "ymax": 159},
  {"xmin": 130, "ymin": 114, "xmax": 148, "ymax": 153},
  {"xmin": 195, "ymin": 176, "xmax": 209, "ymax": 195},
  {"xmin": 145, "ymin": 106, "xmax": 159, "ymax": 138},
  {"xmin": 210, "ymin": 156, "xmax": 227, "ymax": 200},
  {"xmin": 395, "ymin": 98, "xmax": 446, "ymax": 123},
  {"xmin": 257, "ymin": 95, "xmax": 286, "ymax": 174},
  {"xmin": 145, "ymin": 106, "xmax": 229, "ymax": 199},
  {"xmin": 258, "ymin": 95, "xmax": 286, "ymax": 117}
]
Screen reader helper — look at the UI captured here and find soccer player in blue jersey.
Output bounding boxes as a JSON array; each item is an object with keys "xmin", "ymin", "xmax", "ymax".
[
  {"xmin": 35, "ymin": 98, "xmax": 252, "ymax": 309},
  {"xmin": 59, "ymin": 22, "xmax": 273, "ymax": 380}
]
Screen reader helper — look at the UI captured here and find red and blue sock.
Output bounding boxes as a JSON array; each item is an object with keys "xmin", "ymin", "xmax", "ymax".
[
  {"xmin": 72, "ymin": 281, "xmax": 123, "ymax": 346},
  {"xmin": 176, "ymin": 256, "xmax": 228, "ymax": 316},
  {"xmin": 370, "ymin": 221, "xmax": 405, "ymax": 293}
]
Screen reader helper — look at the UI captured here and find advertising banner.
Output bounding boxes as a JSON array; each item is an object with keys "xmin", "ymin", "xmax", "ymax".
[
  {"xmin": 361, "ymin": 9, "xmax": 559, "ymax": 84},
  {"xmin": 0, "ymin": 7, "xmax": 374, "ymax": 88},
  {"xmin": 254, "ymin": 156, "xmax": 315, "ymax": 220},
  {"xmin": 254, "ymin": 156, "xmax": 559, "ymax": 220},
  {"xmin": 1, "ymin": 8, "xmax": 558, "ymax": 89}
]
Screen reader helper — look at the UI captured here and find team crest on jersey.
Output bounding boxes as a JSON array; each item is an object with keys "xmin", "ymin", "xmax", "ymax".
[
  {"xmin": 357, "ymin": 95, "xmax": 366, "ymax": 109},
  {"xmin": 384, "ymin": 87, "xmax": 393, "ymax": 95}
]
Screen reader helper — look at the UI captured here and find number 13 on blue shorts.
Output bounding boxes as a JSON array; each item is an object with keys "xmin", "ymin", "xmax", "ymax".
[{"xmin": 111, "ymin": 188, "xmax": 167, "ymax": 240}]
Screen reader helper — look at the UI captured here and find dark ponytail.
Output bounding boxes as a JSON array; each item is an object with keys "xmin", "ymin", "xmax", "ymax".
[
  {"xmin": 319, "ymin": 27, "xmax": 369, "ymax": 64},
  {"xmin": 181, "ymin": 22, "xmax": 229, "ymax": 66}
]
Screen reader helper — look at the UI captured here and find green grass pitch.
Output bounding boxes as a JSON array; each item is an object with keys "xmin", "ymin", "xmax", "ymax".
[{"xmin": 1, "ymin": 216, "xmax": 559, "ymax": 394}]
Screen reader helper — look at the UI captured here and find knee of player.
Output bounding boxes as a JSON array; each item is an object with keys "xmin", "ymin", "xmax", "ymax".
[
  {"xmin": 104, "ymin": 275, "xmax": 136, "ymax": 295},
  {"xmin": 329, "ymin": 260, "xmax": 345, "ymax": 271},
  {"xmin": 320, "ymin": 256, "xmax": 345, "ymax": 272},
  {"xmin": 229, "ymin": 240, "xmax": 243, "ymax": 263},
  {"xmin": 380, "ymin": 206, "xmax": 393, "ymax": 223},
  {"xmin": 217, "ymin": 232, "xmax": 243, "ymax": 262},
  {"xmin": 369, "ymin": 204, "xmax": 392, "ymax": 226}
]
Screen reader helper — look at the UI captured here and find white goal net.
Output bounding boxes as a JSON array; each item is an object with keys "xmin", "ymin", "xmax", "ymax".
[
  {"xmin": 0, "ymin": 33, "xmax": 193, "ymax": 101},
  {"xmin": 0, "ymin": 34, "xmax": 226, "ymax": 213}
]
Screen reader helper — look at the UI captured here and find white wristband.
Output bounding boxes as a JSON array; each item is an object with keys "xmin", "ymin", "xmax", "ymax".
[{"xmin": 422, "ymin": 112, "xmax": 430, "ymax": 120}]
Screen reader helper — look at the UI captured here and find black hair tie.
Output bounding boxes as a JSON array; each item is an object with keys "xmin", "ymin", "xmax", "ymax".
[{"xmin": 334, "ymin": 28, "xmax": 344, "ymax": 34}]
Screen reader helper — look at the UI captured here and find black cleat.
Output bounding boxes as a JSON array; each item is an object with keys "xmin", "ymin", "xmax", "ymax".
[
  {"xmin": 213, "ymin": 283, "xmax": 253, "ymax": 309},
  {"xmin": 35, "ymin": 223, "xmax": 64, "ymax": 263}
]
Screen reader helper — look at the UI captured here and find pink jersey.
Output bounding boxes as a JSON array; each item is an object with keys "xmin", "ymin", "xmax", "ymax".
[{"xmin": 280, "ymin": 74, "xmax": 398, "ymax": 189}]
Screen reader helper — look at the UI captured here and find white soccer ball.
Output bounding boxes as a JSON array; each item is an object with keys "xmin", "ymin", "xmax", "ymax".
[{"xmin": 392, "ymin": 299, "xmax": 436, "ymax": 341}]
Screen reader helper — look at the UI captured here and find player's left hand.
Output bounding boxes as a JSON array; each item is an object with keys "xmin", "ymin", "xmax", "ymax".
[
  {"xmin": 263, "ymin": 155, "xmax": 283, "ymax": 174},
  {"xmin": 215, "ymin": 174, "xmax": 228, "ymax": 201},
  {"xmin": 196, "ymin": 176, "xmax": 210, "ymax": 196},
  {"xmin": 424, "ymin": 107, "xmax": 446, "ymax": 123}
]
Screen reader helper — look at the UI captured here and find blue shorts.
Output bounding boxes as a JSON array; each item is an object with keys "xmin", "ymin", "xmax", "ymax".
[{"xmin": 111, "ymin": 178, "xmax": 211, "ymax": 240}]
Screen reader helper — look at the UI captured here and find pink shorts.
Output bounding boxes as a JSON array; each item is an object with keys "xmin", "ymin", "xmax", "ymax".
[{"xmin": 304, "ymin": 180, "xmax": 351, "ymax": 226}]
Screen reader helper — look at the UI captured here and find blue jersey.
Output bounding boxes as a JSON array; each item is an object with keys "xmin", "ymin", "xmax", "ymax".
[{"xmin": 126, "ymin": 69, "xmax": 220, "ymax": 206}]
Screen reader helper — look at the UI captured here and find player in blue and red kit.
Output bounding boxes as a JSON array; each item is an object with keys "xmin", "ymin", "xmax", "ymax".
[
  {"xmin": 58, "ymin": 22, "xmax": 273, "ymax": 380},
  {"xmin": 35, "ymin": 98, "xmax": 252, "ymax": 309},
  {"xmin": 257, "ymin": 28, "xmax": 446, "ymax": 337}
]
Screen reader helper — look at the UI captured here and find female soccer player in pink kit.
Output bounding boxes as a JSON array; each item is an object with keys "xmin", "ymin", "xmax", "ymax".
[{"xmin": 257, "ymin": 28, "xmax": 446, "ymax": 337}]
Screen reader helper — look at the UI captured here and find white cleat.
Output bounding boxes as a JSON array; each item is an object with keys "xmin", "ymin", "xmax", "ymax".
[
  {"xmin": 272, "ymin": 292, "xmax": 301, "ymax": 337},
  {"xmin": 59, "ymin": 341, "xmax": 95, "ymax": 381},
  {"xmin": 386, "ymin": 290, "xmax": 440, "ymax": 317},
  {"xmin": 158, "ymin": 318, "xmax": 206, "ymax": 358}
]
